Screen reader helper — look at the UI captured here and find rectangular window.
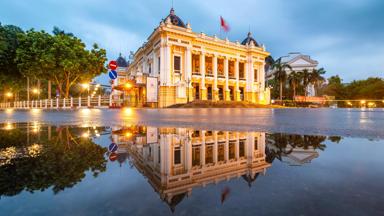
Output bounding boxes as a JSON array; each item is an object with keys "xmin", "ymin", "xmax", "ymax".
[
  {"xmin": 239, "ymin": 62, "xmax": 245, "ymax": 79},
  {"xmin": 148, "ymin": 63, "xmax": 152, "ymax": 74},
  {"xmin": 218, "ymin": 142, "xmax": 225, "ymax": 162},
  {"xmin": 229, "ymin": 141, "xmax": 236, "ymax": 159},
  {"xmin": 254, "ymin": 138, "xmax": 258, "ymax": 150},
  {"xmin": 254, "ymin": 69, "xmax": 258, "ymax": 81},
  {"xmin": 158, "ymin": 57, "xmax": 161, "ymax": 72},
  {"xmin": 192, "ymin": 54, "xmax": 200, "ymax": 74},
  {"xmin": 174, "ymin": 147, "xmax": 181, "ymax": 164},
  {"xmin": 239, "ymin": 139, "xmax": 246, "ymax": 157},
  {"xmin": 205, "ymin": 56, "xmax": 213, "ymax": 76},
  {"xmin": 217, "ymin": 59, "xmax": 224, "ymax": 77},
  {"xmin": 174, "ymin": 56, "xmax": 181, "ymax": 74},
  {"xmin": 192, "ymin": 146, "xmax": 201, "ymax": 166},
  {"xmin": 228, "ymin": 61, "xmax": 235, "ymax": 78},
  {"xmin": 205, "ymin": 144, "xmax": 213, "ymax": 164}
]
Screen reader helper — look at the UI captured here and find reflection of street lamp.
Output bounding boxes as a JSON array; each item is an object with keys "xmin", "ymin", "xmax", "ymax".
[{"xmin": 186, "ymin": 78, "xmax": 191, "ymax": 103}]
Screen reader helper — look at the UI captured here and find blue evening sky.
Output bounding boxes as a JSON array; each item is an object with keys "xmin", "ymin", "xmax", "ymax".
[{"xmin": 1, "ymin": 0, "xmax": 383, "ymax": 84}]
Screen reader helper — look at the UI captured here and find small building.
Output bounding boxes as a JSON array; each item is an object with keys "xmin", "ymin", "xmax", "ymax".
[
  {"xmin": 119, "ymin": 8, "xmax": 271, "ymax": 108},
  {"xmin": 267, "ymin": 52, "xmax": 319, "ymax": 97}
]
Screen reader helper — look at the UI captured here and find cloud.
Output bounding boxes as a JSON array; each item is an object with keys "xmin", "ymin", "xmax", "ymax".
[{"xmin": 1, "ymin": 0, "xmax": 383, "ymax": 83}]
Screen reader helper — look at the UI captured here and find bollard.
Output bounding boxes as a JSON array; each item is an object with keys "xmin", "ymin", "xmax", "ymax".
[
  {"xmin": 78, "ymin": 97, "xmax": 82, "ymax": 108},
  {"xmin": 63, "ymin": 98, "xmax": 66, "ymax": 108},
  {"xmin": 70, "ymin": 97, "xmax": 73, "ymax": 108},
  {"xmin": 87, "ymin": 96, "xmax": 90, "ymax": 107},
  {"xmin": 56, "ymin": 98, "xmax": 59, "ymax": 109},
  {"xmin": 98, "ymin": 95, "xmax": 101, "ymax": 107}
]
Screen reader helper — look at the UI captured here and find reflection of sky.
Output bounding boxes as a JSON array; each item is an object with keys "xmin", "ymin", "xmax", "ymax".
[
  {"xmin": 2, "ymin": 0, "xmax": 384, "ymax": 83},
  {"xmin": 1, "ymin": 128, "xmax": 384, "ymax": 215}
]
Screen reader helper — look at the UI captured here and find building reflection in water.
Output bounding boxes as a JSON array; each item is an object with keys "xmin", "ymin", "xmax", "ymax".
[
  {"xmin": 111, "ymin": 126, "xmax": 271, "ymax": 211},
  {"xmin": 0, "ymin": 123, "xmax": 337, "ymax": 212}
]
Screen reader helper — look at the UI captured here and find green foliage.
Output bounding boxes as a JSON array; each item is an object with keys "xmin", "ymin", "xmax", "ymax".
[
  {"xmin": 0, "ymin": 125, "xmax": 107, "ymax": 197},
  {"xmin": 0, "ymin": 23, "xmax": 25, "ymax": 92},
  {"xmin": 271, "ymin": 57, "xmax": 292, "ymax": 101},
  {"xmin": 319, "ymin": 76, "xmax": 384, "ymax": 100},
  {"xmin": 1, "ymin": 23, "xmax": 107, "ymax": 99}
]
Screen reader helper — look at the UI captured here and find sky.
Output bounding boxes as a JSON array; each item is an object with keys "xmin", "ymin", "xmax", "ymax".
[{"xmin": 1, "ymin": 0, "xmax": 383, "ymax": 84}]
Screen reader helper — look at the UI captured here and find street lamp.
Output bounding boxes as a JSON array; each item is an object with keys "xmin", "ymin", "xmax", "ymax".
[
  {"xmin": 6, "ymin": 92, "xmax": 13, "ymax": 98},
  {"xmin": 81, "ymin": 83, "xmax": 90, "ymax": 97}
]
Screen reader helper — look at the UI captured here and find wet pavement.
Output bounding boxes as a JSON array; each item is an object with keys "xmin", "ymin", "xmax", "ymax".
[
  {"xmin": 1, "ymin": 108, "xmax": 383, "ymax": 138},
  {"xmin": 0, "ymin": 109, "xmax": 384, "ymax": 215}
]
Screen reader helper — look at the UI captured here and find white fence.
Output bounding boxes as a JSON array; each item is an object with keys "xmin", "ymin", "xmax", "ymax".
[{"xmin": 0, "ymin": 96, "xmax": 113, "ymax": 109}]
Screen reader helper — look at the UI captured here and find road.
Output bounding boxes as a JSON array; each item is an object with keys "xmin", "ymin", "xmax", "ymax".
[{"xmin": 1, "ymin": 108, "xmax": 383, "ymax": 138}]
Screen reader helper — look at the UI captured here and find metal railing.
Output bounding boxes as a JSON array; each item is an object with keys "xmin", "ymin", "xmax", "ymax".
[{"xmin": 0, "ymin": 95, "xmax": 113, "ymax": 109}]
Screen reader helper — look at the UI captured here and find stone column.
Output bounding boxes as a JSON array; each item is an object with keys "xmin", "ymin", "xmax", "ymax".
[
  {"xmin": 213, "ymin": 54, "xmax": 218, "ymax": 101},
  {"xmin": 200, "ymin": 52, "xmax": 207, "ymax": 100},
  {"xmin": 185, "ymin": 47, "xmax": 192, "ymax": 101},
  {"xmin": 235, "ymin": 133, "xmax": 240, "ymax": 160},
  {"xmin": 153, "ymin": 51, "xmax": 158, "ymax": 77},
  {"xmin": 246, "ymin": 56, "xmax": 254, "ymax": 102},
  {"xmin": 201, "ymin": 130, "xmax": 206, "ymax": 166},
  {"xmin": 185, "ymin": 46, "xmax": 192, "ymax": 83},
  {"xmin": 185, "ymin": 134, "xmax": 192, "ymax": 172},
  {"xmin": 235, "ymin": 59, "xmax": 240, "ymax": 101},
  {"xmin": 213, "ymin": 131, "xmax": 218, "ymax": 164},
  {"xmin": 224, "ymin": 57, "xmax": 230, "ymax": 101},
  {"xmin": 225, "ymin": 132, "xmax": 229, "ymax": 161}
]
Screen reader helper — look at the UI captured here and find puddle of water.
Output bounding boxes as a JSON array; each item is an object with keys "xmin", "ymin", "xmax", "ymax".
[{"xmin": 0, "ymin": 123, "xmax": 383, "ymax": 215}]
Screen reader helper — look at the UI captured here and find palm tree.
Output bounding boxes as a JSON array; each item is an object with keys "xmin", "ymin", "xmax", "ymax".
[
  {"xmin": 287, "ymin": 71, "xmax": 302, "ymax": 98},
  {"xmin": 301, "ymin": 69, "xmax": 311, "ymax": 96},
  {"xmin": 310, "ymin": 68, "xmax": 326, "ymax": 96},
  {"xmin": 271, "ymin": 58, "xmax": 292, "ymax": 102}
]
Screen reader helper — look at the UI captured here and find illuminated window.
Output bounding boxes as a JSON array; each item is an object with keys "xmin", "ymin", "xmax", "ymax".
[
  {"xmin": 192, "ymin": 146, "xmax": 201, "ymax": 166},
  {"xmin": 239, "ymin": 62, "xmax": 245, "ymax": 79},
  {"xmin": 205, "ymin": 56, "xmax": 213, "ymax": 76},
  {"xmin": 229, "ymin": 61, "xmax": 235, "ymax": 78},
  {"xmin": 192, "ymin": 54, "xmax": 200, "ymax": 74},
  {"xmin": 174, "ymin": 147, "xmax": 181, "ymax": 164},
  {"xmin": 239, "ymin": 139, "xmax": 246, "ymax": 157},
  {"xmin": 174, "ymin": 55, "xmax": 181, "ymax": 74}
]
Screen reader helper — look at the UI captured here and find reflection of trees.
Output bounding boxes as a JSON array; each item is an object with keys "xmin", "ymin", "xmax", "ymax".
[
  {"xmin": 0, "ymin": 125, "xmax": 107, "ymax": 198},
  {"xmin": 266, "ymin": 133, "xmax": 333, "ymax": 163}
]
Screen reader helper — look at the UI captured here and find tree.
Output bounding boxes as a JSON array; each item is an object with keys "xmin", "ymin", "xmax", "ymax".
[
  {"xmin": 271, "ymin": 58, "xmax": 292, "ymax": 101},
  {"xmin": 319, "ymin": 75, "xmax": 345, "ymax": 99},
  {"xmin": 49, "ymin": 33, "xmax": 107, "ymax": 98},
  {"xmin": 287, "ymin": 71, "xmax": 302, "ymax": 98},
  {"xmin": 15, "ymin": 27, "xmax": 107, "ymax": 98},
  {"xmin": 300, "ymin": 69, "xmax": 311, "ymax": 97},
  {"xmin": 309, "ymin": 68, "xmax": 326, "ymax": 96},
  {"xmin": 0, "ymin": 24, "xmax": 25, "ymax": 98},
  {"xmin": 16, "ymin": 29, "xmax": 56, "ymax": 99}
]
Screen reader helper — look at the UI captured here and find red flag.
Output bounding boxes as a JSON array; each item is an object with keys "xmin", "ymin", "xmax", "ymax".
[{"xmin": 220, "ymin": 16, "xmax": 230, "ymax": 32}]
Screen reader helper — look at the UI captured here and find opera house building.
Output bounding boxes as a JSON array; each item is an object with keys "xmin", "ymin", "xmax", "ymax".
[{"xmin": 113, "ymin": 8, "xmax": 271, "ymax": 107}]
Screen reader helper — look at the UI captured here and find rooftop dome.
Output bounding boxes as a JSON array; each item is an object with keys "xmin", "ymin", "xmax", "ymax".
[
  {"xmin": 164, "ymin": 8, "xmax": 186, "ymax": 28},
  {"xmin": 241, "ymin": 32, "xmax": 259, "ymax": 47},
  {"xmin": 116, "ymin": 54, "xmax": 128, "ymax": 67}
]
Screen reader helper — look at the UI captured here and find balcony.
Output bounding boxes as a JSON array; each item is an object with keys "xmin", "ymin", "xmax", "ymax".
[
  {"xmin": 192, "ymin": 71, "xmax": 201, "ymax": 76},
  {"xmin": 205, "ymin": 73, "xmax": 214, "ymax": 77}
]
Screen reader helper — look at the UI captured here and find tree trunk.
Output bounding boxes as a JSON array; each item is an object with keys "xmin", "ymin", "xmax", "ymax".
[
  {"xmin": 65, "ymin": 77, "xmax": 70, "ymax": 98},
  {"xmin": 48, "ymin": 80, "xmax": 51, "ymax": 100},
  {"xmin": 279, "ymin": 81, "xmax": 283, "ymax": 102},
  {"xmin": 293, "ymin": 83, "xmax": 296, "ymax": 98},
  {"xmin": 27, "ymin": 77, "xmax": 30, "ymax": 106}
]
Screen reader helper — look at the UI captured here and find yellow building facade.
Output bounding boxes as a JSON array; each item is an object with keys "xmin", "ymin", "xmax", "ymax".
[{"xmin": 127, "ymin": 8, "xmax": 271, "ymax": 108}]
